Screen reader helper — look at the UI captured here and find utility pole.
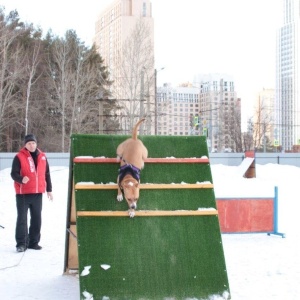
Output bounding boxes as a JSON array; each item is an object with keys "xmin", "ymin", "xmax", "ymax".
[
  {"xmin": 263, "ymin": 123, "xmax": 266, "ymax": 152},
  {"xmin": 154, "ymin": 67, "xmax": 164, "ymax": 135},
  {"xmin": 140, "ymin": 69, "xmax": 145, "ymax": 134},
  {"xmin": 219, "ymin": 78, "xmax": 224, "ymax": 151},
  {"xmin": 154, "ymin": 69, "xmax": 157, "ymax": 135},
  {"xmin": 146, "ymin": 79, "xmax": 151, "ymax": 134},
  {"xmin": 97, "ymin": 91, "xmax": 104, "ymax": 134},
  {"xmin": 210, "ymin": 91, "xmax": 213, "ymax": 152},
  {"xmin": 98, "ymin": 100, "xmax": 103, "ymax": 134}
]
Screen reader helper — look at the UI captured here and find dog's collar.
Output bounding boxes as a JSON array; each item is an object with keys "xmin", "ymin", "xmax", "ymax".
[{"xmin": 118, "ymin": 164, "xmax": 141, "ymax": 187}]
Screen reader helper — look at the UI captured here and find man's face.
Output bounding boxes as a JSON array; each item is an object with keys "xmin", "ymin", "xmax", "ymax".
[{"xmin": 25, "ymin": 141, "xmax": 37, "ymax": 152}]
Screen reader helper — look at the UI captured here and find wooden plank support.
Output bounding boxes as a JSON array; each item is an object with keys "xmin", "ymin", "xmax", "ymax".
[
  {"xmin": 75, "ymin": 183, "xmax": 214, "ymax": 190},
  {"xmin": 73, "ymin": 157, "xmax": 209, "ymax": 164},
  {"xmin": 77, "ymin": 210, "xmax": 218, "ymax": 217}
]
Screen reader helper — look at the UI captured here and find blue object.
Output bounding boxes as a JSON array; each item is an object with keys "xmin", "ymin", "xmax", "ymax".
[{"xmin": 268, "ymin": 186, "xmax": 285, "ymax": 238}]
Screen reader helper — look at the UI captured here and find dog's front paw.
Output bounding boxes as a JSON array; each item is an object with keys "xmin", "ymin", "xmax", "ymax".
[
  {"xmin": 117, "ymin": 194, "xmax": 123, "ymax": 202},
  {"xmin": 128, "ymin": 209, "xmax": 135, "ymax": 218}
]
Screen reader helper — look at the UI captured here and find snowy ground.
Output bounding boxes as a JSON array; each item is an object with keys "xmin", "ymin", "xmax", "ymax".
[{"xmin": 0, "ymin": 163, "xmax": 300, "ymax": 299}]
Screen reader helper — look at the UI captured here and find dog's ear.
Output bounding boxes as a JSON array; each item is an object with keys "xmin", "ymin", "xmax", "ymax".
[{"xmin": 134, "ymin": 179, "xmax": 140, "ymax": 188}]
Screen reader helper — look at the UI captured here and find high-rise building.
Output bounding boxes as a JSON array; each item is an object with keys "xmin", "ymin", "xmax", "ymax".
[
  {"xmin": 94, "ymin": 0, "xmax": 154, "ymax": 133},
  {"xmin": 276, "ymin": 0, "xmax": 300, "ymax": 151}
]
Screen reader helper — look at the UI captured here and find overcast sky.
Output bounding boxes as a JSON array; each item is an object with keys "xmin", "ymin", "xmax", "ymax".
[{"xmin": 1, "ymin": 0, "xmax": 282, "ymax": 128}]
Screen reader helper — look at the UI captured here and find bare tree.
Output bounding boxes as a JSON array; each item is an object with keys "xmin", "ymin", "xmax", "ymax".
[
  {"xmin": 0, "ymin": 8, "xmax": 130, "ymax": 151},
  {"xmin": 114, "ymin": 19, "xmax": 154, "ymax": 133},
  {"xmin": 253, "ymin": 95, "xmax": 273, "ymax": 151},
  {"xmin": 226, "ymin": 101, "xmax": 243, "ymax": 152},
  {"xmin": 69, "ymin": 44, "xmax": 113, "ymax": 135},
  {"xmin": 0, "ymin": 8, "xmax": 39, "ymax": 150},
  {"xmin": 45, "ymin": 30, "xmax": 113, "ymax": 151},
  {"xmin": 23, "ymin": 34, "xmax": 43, "ymax": 135},
  {"xmin": 46, "ymin": 34, "xmax": 73, "ymax": 151},
  {"xmin": 243, "ymin": 118, "xmax": 254, "ymax": 151}
]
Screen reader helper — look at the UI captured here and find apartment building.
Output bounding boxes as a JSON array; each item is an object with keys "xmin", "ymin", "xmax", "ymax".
[
  {"xmin": 156, "ymin": 83, "xmax": 200, "ymax": 136},
  {"xmin": 94, "ymin": 0, "xmax": 155, "ymax": 133},
  {"xmin": 195, "ymin": 74, "xmax": 241, "ymax": 152},
  {"xmin": 276, "ymin": 0, "xmax": 300, "ymax": 151},
  {"xmin": 157, "ymin": 75, "xmax": 241, "ymax": 153}
]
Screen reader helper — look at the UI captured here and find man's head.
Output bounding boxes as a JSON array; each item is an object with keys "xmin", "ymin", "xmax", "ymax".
[{"xmin": 24, "ymin": 134, "xmax": 37, "ymax": 152}]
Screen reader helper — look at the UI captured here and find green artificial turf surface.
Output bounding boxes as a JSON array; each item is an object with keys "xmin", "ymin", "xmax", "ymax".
[{"xmin": 70, "ymin": 134, "xmax": 230, "ymax": 299}]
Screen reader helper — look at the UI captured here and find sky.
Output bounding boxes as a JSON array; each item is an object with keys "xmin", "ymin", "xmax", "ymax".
[
  {"xmin": 0, "ymin": 162, "xmax": 300, "ymax": 299},
  {"xmin": 1, "ymin": 0, "xmax": 283, "ymax": 128}
]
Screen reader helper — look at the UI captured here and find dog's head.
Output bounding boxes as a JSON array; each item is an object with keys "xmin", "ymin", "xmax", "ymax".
[{"xmin": 120, "ymin": 175, "xmax": 140, "ymax": 209}]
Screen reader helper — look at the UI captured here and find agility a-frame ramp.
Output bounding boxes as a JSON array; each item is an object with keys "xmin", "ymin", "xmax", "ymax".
[{"xmin": 65, "ymin": 134, "xmax": 231, "ymax": 300}]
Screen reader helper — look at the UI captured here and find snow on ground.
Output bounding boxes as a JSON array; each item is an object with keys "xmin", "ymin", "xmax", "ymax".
[{"xmin": 0, "ymin": 163, "xmax": 300, "ymax": 299}]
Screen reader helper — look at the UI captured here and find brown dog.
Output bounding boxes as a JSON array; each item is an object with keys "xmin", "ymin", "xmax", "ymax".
[{"xmin": 116, "ymin": 118, "xmax": 148, "ymax": 217}]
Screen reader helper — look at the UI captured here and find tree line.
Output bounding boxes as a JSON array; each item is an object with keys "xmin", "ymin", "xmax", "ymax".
[
  {"xmin": 0, "ymin": 7, "xmax": 115, "ymax": 152},
  {"xmin": 1, "ymin": 7, "xmax": 277, "ymax": 154}
]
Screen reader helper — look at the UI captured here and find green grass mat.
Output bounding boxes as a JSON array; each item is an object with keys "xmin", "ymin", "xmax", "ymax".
[
  {"xmin": 74, "ymin": 162, "xmax": 213, "ymax": 184},
  {"xmin": 75, "ymin": 189, "xmax": 216, "ymax": 211},
  {"xmin": 71, "ymin": 135, "xmax": 209, "ymax": 158},
  {"xmin": 77, "ymin": 216, "xmax": 229, "ymax": 300},
  {"xmin": 69, "ymin": 134, "xmax": 230, "ymax": 299}
]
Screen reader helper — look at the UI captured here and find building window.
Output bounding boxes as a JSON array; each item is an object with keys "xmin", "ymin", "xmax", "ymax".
[
  {"xmin": 143, "ymin": 3, "xmax": 147, "ymax": 17},
  {"xmin": 111, "ymin": 9, "xmax": 115, "ymax": 21}
]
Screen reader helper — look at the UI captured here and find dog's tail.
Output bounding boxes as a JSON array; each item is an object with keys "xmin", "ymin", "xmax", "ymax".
[{"xmin": 132, "ymin": 118, "xmax": 145, "ymax": 140}]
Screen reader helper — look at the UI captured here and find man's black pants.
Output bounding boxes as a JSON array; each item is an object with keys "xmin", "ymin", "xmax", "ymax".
[{"xmin": 15, "ymin": 193, "xmax": 43, "ymax": 248}]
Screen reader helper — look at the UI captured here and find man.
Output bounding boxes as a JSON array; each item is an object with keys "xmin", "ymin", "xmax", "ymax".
[{"xmin": 11, "ymin": 134, "xmax": 53, "ymax": 252}]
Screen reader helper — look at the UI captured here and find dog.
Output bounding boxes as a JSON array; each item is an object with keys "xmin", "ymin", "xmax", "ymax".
[{"xmin": 116, "ymin": 118, "xmax": 148, "ymax": 217}]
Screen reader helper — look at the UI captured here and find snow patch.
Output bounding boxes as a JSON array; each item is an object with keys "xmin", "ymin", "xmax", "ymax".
[
  {"xmin": 1, "ymin": 164, "xmax": 300, "ymax": 299},
  {"xmin": 100, "ymin": 264, "xmax": 111, "ymax": 270},
  {"xmin": 80, "ymin": 265, "xmax": 91, "ymax": 276},
  {"xmin": 82, "ymin": 290, "xmax": 93, "ymax": 300},
  {"xmin": 77, "ymin": 182, "xmax": 95, "ymax": 185}
]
